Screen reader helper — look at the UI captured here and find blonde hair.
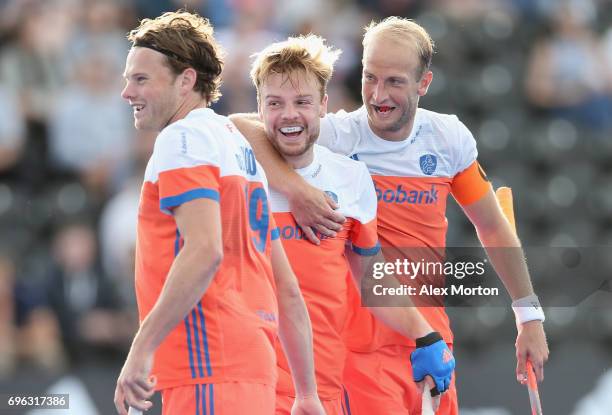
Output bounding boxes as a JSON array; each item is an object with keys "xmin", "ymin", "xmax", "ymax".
[
  {"xmin": 127, "ymin": 10, "xmax": 224, "ymax": 104},
  {"xmin": 363, "ymin": 17, "xmax": 434, "ymax": 77},
  {"xmin": 250, "ymin": 34, "xmax": 341, "ymax": 100}
]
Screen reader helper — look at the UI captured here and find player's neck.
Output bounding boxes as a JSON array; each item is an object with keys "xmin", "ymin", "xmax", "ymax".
[
  {"xmin": 370, "ymin": 118, "xmax": 415, "ymax": 142},
  {"xmin": 284, "ymin": 150, "xmax": 314, "ymax": 170},
  {"xmin": 167, "ymin": 94, "xmax": 209, "ymax": 126}
]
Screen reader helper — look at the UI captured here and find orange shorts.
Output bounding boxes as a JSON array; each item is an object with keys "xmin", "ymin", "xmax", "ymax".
[
  {"xmin": 161, "ymin": 382, "xmax": 275, "ymax": 415},
  {"xmin": 275, "ymin": 390, "xmax": 352, "ymax": 415},
  {"xmin": 343, "ymin": 345, "xmax": 458, "ymax": 415}
]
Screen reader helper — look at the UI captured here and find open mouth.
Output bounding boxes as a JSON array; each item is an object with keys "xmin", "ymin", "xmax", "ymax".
[
  {"xmin": 279, "ymin": 126, "xmax": 304, "ymax": 138},
  {"xmin": 132, "ymin": 104, "xmax": 145, "ymax": 114},
  {"xmin": 372, "ymin": 104, "xmax": 395, "ymax": 115}
]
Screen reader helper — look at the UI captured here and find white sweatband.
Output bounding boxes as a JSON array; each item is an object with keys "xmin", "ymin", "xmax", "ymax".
[{"xmin": 512, "ymin": 294, "xmax": 545, "ymax": 325}]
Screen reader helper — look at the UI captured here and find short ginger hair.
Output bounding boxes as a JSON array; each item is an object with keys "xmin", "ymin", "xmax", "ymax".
[{"xmin": 250, "ymin": 34, "xmax": 341, "ymax": 101}]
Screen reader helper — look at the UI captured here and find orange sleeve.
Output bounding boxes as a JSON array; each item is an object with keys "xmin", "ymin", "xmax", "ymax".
[
  {"xmin": 158, "ymin": 165, "xmax": 221, "ymax": 213},
  {"xmin": 350, "ymin": 218, "xmax": 380, "ymax": 256},
  {"xmin": 450, "ymin": 160, "xmax": 491, "ymax": 206}
]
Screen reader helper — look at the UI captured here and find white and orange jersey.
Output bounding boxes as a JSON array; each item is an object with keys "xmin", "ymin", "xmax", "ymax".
[
  {"xmin": 319, "ymin": 106, "xmax": 491, "ymax": 350},
  {"xmin": 136, "ymin": 108, "xmax": 280, "ymax": 390},
  {"xmin": 271, "ymin": 144, "xmax": 379, "ymax": 400}
]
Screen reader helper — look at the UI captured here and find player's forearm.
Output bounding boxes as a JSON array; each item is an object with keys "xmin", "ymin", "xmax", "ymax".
[
  {"xmin": 370, "ymin": 306, "xmax": 433, "ymax": 340},
  {"xmin": 271, "ymin": 240, "xmax": 317, "ymax": 397},
  {"xmin": 132, "ymin": 242, "xmax": 222, "ymax": 354},
  {"xmin": 476, "ymin": 223, "xmax": 534, "ymax": 300},
  {"xmin": 465, "ymin": 191, "xmax": 536, "ymax": 301},
  {"xmin": 277, "ymin": 286, "xmax": 318, "ymax": 398},
  {"xmin": 229, "ymin": 113, "xmax": 307, "ymax": 197}
]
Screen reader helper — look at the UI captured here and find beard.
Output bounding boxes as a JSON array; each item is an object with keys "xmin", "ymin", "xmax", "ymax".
[
  {"xmin": 384, "ymin": 105, "xmax": 413, "ymax": 133},
  {"xmin": 269, "ymin": 127, "xmax": 318, "ymax": 158}
]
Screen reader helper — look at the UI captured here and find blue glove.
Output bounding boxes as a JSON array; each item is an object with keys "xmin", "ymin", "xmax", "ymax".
[{"xmin": 410, "ymin": 331, "xmax": 455, "ymax": 396}]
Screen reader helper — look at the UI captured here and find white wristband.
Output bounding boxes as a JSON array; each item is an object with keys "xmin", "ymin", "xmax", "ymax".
[{"xmin": 512, "ymin": 294, "xmax": 545, "ymax": 325}]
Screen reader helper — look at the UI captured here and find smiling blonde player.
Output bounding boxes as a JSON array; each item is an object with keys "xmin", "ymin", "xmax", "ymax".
[{"xmin": 247, "ymin": 34, "xmax": 455, "ymax": 415}]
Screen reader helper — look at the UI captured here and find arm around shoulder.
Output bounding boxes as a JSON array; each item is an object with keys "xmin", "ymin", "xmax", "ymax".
[{"xmin": 229, "ymin": 113, "xmax": 345, "ymax": 243}]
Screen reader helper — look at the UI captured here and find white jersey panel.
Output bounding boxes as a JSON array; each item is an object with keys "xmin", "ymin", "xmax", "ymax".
[
  {"xmin": 319, "ymin": 106, "xmax": 479, "ymax": 178},
  {"xmin": 269, "ymin": 145, "xmax": 376, "ymax": 225},
  {"xmin": 144, "ymin": 108, "xmax": 268, "ymax": 188}
]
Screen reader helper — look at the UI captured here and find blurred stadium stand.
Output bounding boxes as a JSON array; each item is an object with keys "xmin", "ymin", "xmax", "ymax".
[{"xmin": 0, "ymin": 0, "xmax": 610, "ymax": 414}]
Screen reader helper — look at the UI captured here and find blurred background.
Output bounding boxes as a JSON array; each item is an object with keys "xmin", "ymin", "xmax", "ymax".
[{"xmin": 0, "ymin": 0, "xmax": 610, "ymax": 414}]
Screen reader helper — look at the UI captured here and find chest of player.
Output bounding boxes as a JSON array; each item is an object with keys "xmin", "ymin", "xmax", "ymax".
[{"xmin": 349, "ymin": 126, "xmax": 456, "ymax": 179}]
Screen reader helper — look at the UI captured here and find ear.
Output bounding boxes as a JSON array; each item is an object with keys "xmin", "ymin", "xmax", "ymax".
[
  {"xmin": 320, "ymin": 94, "xmax": 328, "ymax": 118},
  {"xmin": 179, "ymin": 67, "xmax": 198, "ymax": 93},
  {"xmin": 417, "ymin": 70, "xmax": 433, "ymax": 97}
]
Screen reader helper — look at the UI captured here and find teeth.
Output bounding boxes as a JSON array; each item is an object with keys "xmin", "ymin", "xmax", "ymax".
[{"xmin": 280, "ymin": 126, "xmax": 304, "ymax": 134}]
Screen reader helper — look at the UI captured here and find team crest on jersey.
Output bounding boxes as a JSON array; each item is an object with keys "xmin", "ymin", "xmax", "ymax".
[
  {"xmin": 419, "ymin": 154, "xmax": 437, "ymax": 175},
  {"xmin": 324, "ymin": 191, "xmax": 338, "ymax": 204}
]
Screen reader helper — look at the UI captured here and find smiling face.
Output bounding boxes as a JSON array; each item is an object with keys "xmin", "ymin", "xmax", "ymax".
[
  {"xmin": 259, "ymin": 70, "xmax": 327, "ymax": 167},
  {"xmin": 121, "ymin": 47, "xmax": 182, "ymax": 131},
  {"xmin": 362, "ymin": 34, "xmax": 432, "ymax": 141}
]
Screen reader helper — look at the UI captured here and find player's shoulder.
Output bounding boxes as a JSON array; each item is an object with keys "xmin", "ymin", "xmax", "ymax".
[
  {"xmin": 157, "ymin": 108, "xmax": 235, "ymax": 150},
  {"xmin": 152, "ymin": 109, "xmax": 230, "ymax": 171},
  {"xmin": 417, "ymin": 108, "xmax": 474, "ymax": 147},
  {"xmin": 153, "ymin": 122, "xmax": 189, "ymax": 159},
  {"xmin": 418, "ymin": 108, "xmax": 462, "ymax": 132}
]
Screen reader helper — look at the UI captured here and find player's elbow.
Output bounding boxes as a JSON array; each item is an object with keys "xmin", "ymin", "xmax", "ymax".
[
  {"xmin": 205, "ymin": 243, "xmax": 224, "ymax": 270},
  {"xmin": 474, "ymin": 217, "xmax": 521, "ymax": 248},
  {"xmin": 278, "ymin": 282, "xmax": 308, "ymax": 328},
  {"xmin": 284, "ymin": 280, "xmax": 303, "ymax": 301},
  {"xmin": 185, "ymin": 237, "xmax": 224, "ymax": 269},
  {"xmin": 474, "ymin": 215, "xmax": 510, "ymax": 238},
  {"xmin": 276, "ymin": 270, "xmax": 299, "ymax": 297},
  {"xmin": 209, "ymin": 247, "xmax": 224, "ymax": 270},
  {"xmin": 278, "ymin": 276, "xmax": 305, "ymax": 312}
]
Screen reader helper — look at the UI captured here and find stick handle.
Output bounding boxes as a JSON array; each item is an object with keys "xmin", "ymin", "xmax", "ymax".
[{"xmin": 421, "ymin": 386, "xmax": 436, "ymax": 415}]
